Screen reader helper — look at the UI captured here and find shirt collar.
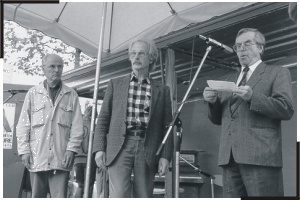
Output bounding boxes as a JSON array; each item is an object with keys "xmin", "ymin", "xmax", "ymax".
[
  {"xmin": 43, "ymin": 79, "xmax": 62, "ymax": 90},
  {"xmin": 242, "ymin": 60, "xmax": 262, "ymax": 73},
  {"xmin": 130, "ymin": 71, "xmax": 151, "ymax": 84}
]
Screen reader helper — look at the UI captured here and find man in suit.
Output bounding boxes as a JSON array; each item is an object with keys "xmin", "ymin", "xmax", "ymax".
[
  {"xmin": 203, "ymin": 28, "xmax": 294, "ymax": 197},
  {"xmin": 93, "ymin": 38, "xmax": 173, "ymax": 197}
]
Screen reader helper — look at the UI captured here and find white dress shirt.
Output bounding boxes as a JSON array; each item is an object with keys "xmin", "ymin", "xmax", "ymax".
[{"xmin": 235, "ymin": 60, "xmax": 262, "ymax": 86}]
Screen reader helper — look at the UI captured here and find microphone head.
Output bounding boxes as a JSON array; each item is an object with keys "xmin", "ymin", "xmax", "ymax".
[{"xmin": 183, "ymin": 81, "xmax": 190, "ymax": 85}]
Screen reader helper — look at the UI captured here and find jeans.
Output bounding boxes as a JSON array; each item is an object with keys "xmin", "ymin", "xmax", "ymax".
[
  {"xmin": 74, "ymin": 159, "xmax": 97, "ymax": 198},
  {"xmin": 108, "ymin": 135, "xmax": 156, "ymax": 198},
  {"xmin": 30, "ymin": 170, "xmax": 69, "ymax": 198}
]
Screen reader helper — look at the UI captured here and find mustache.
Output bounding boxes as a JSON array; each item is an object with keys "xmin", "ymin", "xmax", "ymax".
[{"xmin": 133, "ymin": 61, "xmax": 142, "ymax": 65}]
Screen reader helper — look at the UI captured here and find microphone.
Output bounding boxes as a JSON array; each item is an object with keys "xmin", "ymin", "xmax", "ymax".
[
  {"xmin": 198, "ymin": 34, "xmax": 234, "ymax": 54},
  {"xmin": 4, "ymin": 89, "xmax": 29, "ymax": 94}
]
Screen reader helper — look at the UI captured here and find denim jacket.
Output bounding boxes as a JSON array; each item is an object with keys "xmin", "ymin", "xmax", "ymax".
[{"xmin": 16, "ymin": 81, "xmax": 83, "ymax": 172}]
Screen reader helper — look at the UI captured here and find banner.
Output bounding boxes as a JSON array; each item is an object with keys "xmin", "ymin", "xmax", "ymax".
[{"xmin": 3, "ymin": 103, "xmax": 16, "ymax": 149}]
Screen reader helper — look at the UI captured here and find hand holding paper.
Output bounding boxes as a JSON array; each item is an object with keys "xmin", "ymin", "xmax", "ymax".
[
  {"xmin": 234, "ymin": 85, "xmax": 253, "ymax": 101},
  {"xmin": 207, "ymin": 80, "xmax": 238, "ymax": 93},
  {"xmin": 203, "ymin": 87, "xmax": 218, "ymax": 104}
]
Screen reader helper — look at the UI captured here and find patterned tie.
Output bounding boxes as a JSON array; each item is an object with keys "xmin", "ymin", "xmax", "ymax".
[
  {"xmin": 238, "ymin": 66, "xmax": 250, "ymax": 87},
  {"xmin": 230, "ymin": 66, "xmax": 250, "ymax": 108}
]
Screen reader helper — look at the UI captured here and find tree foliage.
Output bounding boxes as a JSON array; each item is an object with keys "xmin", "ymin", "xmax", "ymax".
[{"xmin": 4, "ymin": 21, "xmax": 96, "ymax": 76}]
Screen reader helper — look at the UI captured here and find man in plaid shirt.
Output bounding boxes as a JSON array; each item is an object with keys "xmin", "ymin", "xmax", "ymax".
[{"xmin": 93, "ymin": 38, "xmax": 173, "ymax": 197}]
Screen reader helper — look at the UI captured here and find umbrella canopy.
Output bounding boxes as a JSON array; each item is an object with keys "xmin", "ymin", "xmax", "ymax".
[{"xmin": 4, "ymin": 2, "xmax": 255, "ymax": 57}]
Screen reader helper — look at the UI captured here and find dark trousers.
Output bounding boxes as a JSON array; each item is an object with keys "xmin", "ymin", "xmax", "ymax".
[
  {"xmin": 30, "ymin": 170, "xmax": 70, "ymax": 198},
  {"xmin": 108, "ymin": 135, "xmax": 156, "ymax": 198},
  {"xmin": 74, "ymin": 160, "xmax": 97, "ymax": 198},
  {"xmin": 221, "ymin": 152, "xmax": 284, "ymax": 197}
]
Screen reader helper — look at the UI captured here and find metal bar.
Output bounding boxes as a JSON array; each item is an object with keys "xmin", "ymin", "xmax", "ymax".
[
  {"xmin": 3, "ymin": 93, "xmax": 17, "ymax": 104},
  {"xmin": 167, "ymin": 2, "xmax": 176, "ymax": 14},
  {"xmin": 156, "ymin": 46, "xmax": 212, "ymax": 155},
  {"xmin": 55, "ymin": 3, "xmax": 68, "ymax": 23},
  {"xmin": 160, "ymin": 49, "xmax": 165, "ymax": 84},
  {"xmin": 13, "ymin": 4, "xmax": 22, "ymax": 21},
  {"xmin": 108, "ymin": 2, "xmax": 114, "ymax": 52},
  {"xmin": 175, "ymin": 151, "xmax": 180, "ymax": 198},
  {"xmin": 83, "ymin": 2, "xmax": 108, "ymax": 198},
  {"xmin": 211, "ymin": 179, "xmax": 215, "ymax": 198}
]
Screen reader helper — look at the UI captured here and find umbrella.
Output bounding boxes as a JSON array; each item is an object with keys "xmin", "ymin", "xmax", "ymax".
[{"xmin": 4, "ymin": 2, "xmax": 255, "ymax": 58}]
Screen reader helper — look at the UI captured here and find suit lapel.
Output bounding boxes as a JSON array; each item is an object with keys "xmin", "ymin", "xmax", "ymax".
[
  {"xmin": 149, "ymin": 80, "xmax": 160, "ymax": 119},
  {"xmin": 121, "ymin": 74, "xmax": 131, "ymax": 109},
  {"xmin": 228, "ymin": 70, "xmax": 240, "ymax": 115},
  {"xmin": 245, "ymin": 62, "xmax": 265, "ymax": 89},
  {"xmin": 230, "ymin": 62, "xmax": 266, "ymax": 115}
]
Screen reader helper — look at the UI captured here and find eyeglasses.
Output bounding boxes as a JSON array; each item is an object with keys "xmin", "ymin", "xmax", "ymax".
[
  {"xmin": 233, "ymin": 42, "xmax": 257, "ymax": 52},
  {"xmin": 129, "ymin": 51, "xmax": 148, "ymax": 58}
]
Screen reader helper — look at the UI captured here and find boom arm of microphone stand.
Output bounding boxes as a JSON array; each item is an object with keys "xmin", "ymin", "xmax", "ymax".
[
  {"xmin": 156, "ymin": 110, "xmax": 181, "ymax": 155},
  {"xmin": 156, "ymin": 46, "xmax": 213, "ymax": 156},
  {"xmin": 3, "ymin": 93, "xmax": 17, "ymax": 104},
  {"xmin": 179, "ymin": 155, "xmax": 215, "ymax": 180}
]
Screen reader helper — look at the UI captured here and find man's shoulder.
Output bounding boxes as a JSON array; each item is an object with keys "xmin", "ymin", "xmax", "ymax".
[
  {"xmin": 61, "ymin": 83, "xmax": 77, "ymax": 94},
  {"xmin": 111, "ymin": 74, "xmax": 130, "ymax": 83},
  {"xmin": 28, "ymin": 82, "xmax": 44, "ymax": 92},
  {"xmin": 264, "ymin": 63, "xmax": 287, "ymax": 73},
  {"xmin": 151, "ymin": 79, "xmax": 170, "ymax": 90}
]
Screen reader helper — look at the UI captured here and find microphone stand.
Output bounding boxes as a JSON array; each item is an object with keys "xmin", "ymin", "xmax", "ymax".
[
  {"xmin": 173, "ymin": 118, "xmax": 182, "ymax": 198},
  {"xmin": 179, "ymin": 156, "xmax": 216, "ymax": 198},
  {"xmin": 156, "ymin": 45, "xmax": 212, "ymax": 197},
  {"xmin": 156, "ymin": 45, "xmax": 212, "ymax": 156},
  {"xmin": 3, "ymin": 90, "xmax": 18, "ymax": 104},
  {"xmin": 172, "ymin": 119, "xmax": 216, "ymax": 198}
]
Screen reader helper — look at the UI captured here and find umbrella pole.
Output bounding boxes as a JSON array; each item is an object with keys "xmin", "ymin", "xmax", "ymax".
[{"xmin": 83, "ymin": 2, "xmax": 108, "ymax": 198}]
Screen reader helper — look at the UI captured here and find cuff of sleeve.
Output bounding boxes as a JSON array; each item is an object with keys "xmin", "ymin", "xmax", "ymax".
[
  {"xmin": 92, "ymin": 146, "xmax": 106, "ymax": 155},
  {"xmin": 209, "ymin": 98, "xmax": 220, "ymax": 111},
  {"xmin": 18, "ymin": 149, "xmax": 31, "ymax": 156}
]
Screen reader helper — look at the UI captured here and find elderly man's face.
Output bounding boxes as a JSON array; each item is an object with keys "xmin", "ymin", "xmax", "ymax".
[
  {"xmin": 129, "ymin": 41, "xmax": 151, "ymax": 72},
  {"xmin": 42, "ymin": 55, "xmax": 64, "ymax": 83},
  {"xmin": 235, "ymin": 31, "xmax": 262, "ymax": 67}
]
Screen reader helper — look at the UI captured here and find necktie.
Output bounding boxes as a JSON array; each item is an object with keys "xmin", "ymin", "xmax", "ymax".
[
  {"xmin": 230, "ymin": 66, "xmax": 250, "ymax": 108},
  {"xmin": 238, "ymin": 66, "xmax": 250, "ymax": 87}
]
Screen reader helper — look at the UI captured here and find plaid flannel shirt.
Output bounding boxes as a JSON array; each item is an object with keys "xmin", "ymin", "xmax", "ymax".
[{"xmin": 126, "ymin": 71, "xmax": 151, "ymax": 130}]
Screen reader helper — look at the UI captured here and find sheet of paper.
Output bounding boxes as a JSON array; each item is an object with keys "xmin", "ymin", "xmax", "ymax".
[{"xmin": 207, "ymin": 80, "xmax": 237, "ymax": 92}]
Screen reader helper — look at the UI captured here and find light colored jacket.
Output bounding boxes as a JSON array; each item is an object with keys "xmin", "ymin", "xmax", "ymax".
[{"xmin": 17, "ymin": 81, "xmax": 83, "ymax": 172}]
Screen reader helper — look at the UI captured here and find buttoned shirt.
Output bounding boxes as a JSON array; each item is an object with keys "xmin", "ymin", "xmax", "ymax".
[
  {"xmin": 235, "ymin": 60, "xmax": 262, "ymax": 86},
  {"xmin": 43, "ymin": 79, "xmax": 62, "ymax": 105},
  {"xmin": 126, "ymin": 71, "xmax": 151, "ymax": 130}
]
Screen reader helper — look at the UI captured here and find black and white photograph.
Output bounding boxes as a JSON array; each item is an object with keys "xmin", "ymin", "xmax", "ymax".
[{"xmin": 2, "ymin": 2, "xmax": 297, "ymax": 198}]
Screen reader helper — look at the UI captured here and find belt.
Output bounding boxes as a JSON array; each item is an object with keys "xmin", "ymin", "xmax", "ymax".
[{"xmin": 126, "ymin": 130, "xmax": 146, "ymax": 138}]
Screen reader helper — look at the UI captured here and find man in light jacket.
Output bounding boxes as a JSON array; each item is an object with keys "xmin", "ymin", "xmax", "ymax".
[{"xmin": 16, "ymin": 54, "xmax": 83, "ymax": 198}]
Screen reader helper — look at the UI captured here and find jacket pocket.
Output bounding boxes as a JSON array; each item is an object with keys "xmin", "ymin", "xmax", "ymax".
[
  {"xmin": 58, "ymin": 122, "xmax": 71, "ymax": 142},
  {"xmin": 32, "ymin": 103, "xmax": 45, "ymax": 128},
  {"xmin": 59, "ymin": 104, "xmax": 73, "ymax": 126}
]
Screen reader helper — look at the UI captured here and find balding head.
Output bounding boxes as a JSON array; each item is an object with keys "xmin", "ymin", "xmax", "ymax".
[
  {"xmin": 42, "ymin": 54, "xmax": 64, "ymax": 86},
  {"xmin": 42, "ymin": 54, "xmax": 63, "ymax": 66}
]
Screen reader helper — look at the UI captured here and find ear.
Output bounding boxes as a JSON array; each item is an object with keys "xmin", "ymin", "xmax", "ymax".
[{"xmin": 259, "ymin": 45, "xmax": 264, "ymax": 54}]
